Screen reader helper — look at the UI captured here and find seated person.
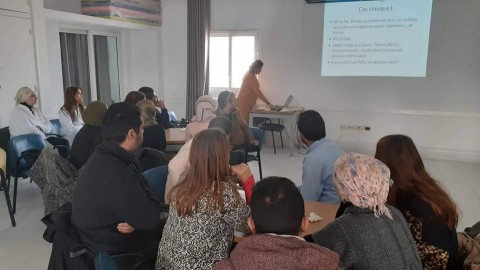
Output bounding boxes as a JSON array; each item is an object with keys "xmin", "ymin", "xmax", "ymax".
[
  {"xmin": 215, "ymin": 91, "xmax": 258, "ymax": 148},
  {"xmin": 9, "ymin": 87, "xmax": 52, "ymax": 139},
  {"xmin": 156, "ymin": 129, "xmax": 253, "ymax": 269},
  {"xmin": 165, "ymin": 116, "xmax": 245, "ymax": 202},
  {"xmin": 69, "ymin": 101, "xmax": 107, "ymax": 168},
  {"xmin": 59, "ymin": 87, "xmax": 84, "ymax": 145},
  {"xmin": 185, "ymin": 95, "xmax": 216, "ymax": 141},
  {"xmin": 298, "ymin": 110, "xmax": 344, "ymax": 204},
  {"xmin": 72, "ymin": 102, "xmax": 161, "ymax": 266},
  {"xmin": 138, "ymin": 86, "xmax": 174, "ymax": 129},
  {"xmin": 312, "ymin": 153, "xmax": 423, "ymax": 269},
  {"xmin": 214, "ymin": 176, "xmax": 340, "ymax": 270},
  {"xmin": 375, "ymin": 135, "xmax": 462, "ymax": 269},
  {"xmin": 124, "ymin": 91, "xmax": 145, "ymax": 105},
  {"xmin": 136, "ymin": 100, "xmax": 166, "ymax": 152}
]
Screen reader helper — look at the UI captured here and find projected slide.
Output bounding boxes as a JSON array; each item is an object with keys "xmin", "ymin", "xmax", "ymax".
[{"xmin": 321, "ymin": 0, "xmax": 433, "ymax": 77}]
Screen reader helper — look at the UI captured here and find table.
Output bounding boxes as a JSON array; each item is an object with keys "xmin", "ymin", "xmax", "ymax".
[
  {"xmin": 235, "ymin": 201, "xmax": 338, "ymax": 242},
  {"xmin": 248, "ymin": 108, "xmax": 303, "ymax": 157},
  {"xmin": 303, "ymin": 201, "xmax": 339, "ymax": 236},
  {"xmin": 165, "ymin": 128, "xmax": 186, "ymax": 145}
]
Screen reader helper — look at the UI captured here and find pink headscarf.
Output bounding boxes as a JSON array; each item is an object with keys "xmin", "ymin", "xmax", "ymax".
[{"xmin": 334, "ymin": 153, "xmax": 393, "ymax": 219}]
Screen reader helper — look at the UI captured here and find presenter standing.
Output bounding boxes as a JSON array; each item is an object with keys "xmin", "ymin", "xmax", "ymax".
[{"xmin": 236, "ymin": 60, "xmax": 274, "ymax": 124}]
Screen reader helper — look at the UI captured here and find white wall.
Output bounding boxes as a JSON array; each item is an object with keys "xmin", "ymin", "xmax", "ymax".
[
  {"xmin": 160, "ymin": 0, "xmax": 188, "ymax": 119},
  {"xmin": 205, "ymin": 0, "xmax": 480, "ymax": 161}
]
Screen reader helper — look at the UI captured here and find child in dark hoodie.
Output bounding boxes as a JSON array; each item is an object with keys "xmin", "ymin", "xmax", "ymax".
[{"xmin": 214, "ymin": 177, "xmax": 340, "ymax": 270}]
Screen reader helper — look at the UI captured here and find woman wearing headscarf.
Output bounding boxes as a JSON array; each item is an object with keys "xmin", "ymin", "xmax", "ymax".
[
  {"xmin": 185, "ymin": 95, "xmax": 216, "ymax": 141},
  {"xmin": 312, "ymin": 153, "xmax": 422, "ymax": 270},
  {"xmin": 137, "ymin": 100, "xmax": 166, "ymax": 152},
  {"xmin": 69, "ymin": 101, "xmax": 107, "ymax": 168},
  {"xmin": 9, "ymin": 87, "xmax": 52, "ymax": 139}
]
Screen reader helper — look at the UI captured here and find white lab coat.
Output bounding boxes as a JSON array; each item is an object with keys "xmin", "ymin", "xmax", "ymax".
[
  {"xmin": 9, "ymin": 104, "xmax": 52, "ymax": 139},
  {"xmin": 59, "ymin": 108, "xmax": 84, "ymax": 146}
]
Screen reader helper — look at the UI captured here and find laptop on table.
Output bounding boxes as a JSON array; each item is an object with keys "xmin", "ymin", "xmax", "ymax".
[{"xmin": 273, "ymin": 95, "xmax": 293, "ymax": 111}]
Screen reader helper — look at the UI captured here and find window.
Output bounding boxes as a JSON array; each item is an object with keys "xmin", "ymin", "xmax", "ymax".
[
  {"xmin": 59, "ymin": 30, "xmax": 121, "ymax": 105},
  {"xmin": 209, "ymin": 31, "xmax": 257, "ymax": 98}
]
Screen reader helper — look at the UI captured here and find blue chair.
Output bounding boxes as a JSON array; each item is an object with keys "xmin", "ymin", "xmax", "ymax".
[
  {"xmin": 8, "ymin": 134, "xmax": 46, "ymax": 213},
  {"xmin": 246, "ymin": 127, "xmax": 264, "ymax": 180},
  {"xmin": 0, "ymin": 149, "xmax": 15, "ymax": 227},
  {"xmin": 48, "ymin": 119, "xmax": 62, "ymax": 136},
  {"xmin": 95, "ymin": 251, "xmax": 118, "ymax": 270},
  {"xmin": 168, "ymin": 111, "xmax": 177, "ymax": 122},
  {"xmin": 95, "ymin": 251, "xmax": 149, "ymax": 270},
  {"xmin": 258, "ymin": 119, "xmax": 284, "ymax": 155},
  {"xmin": 142, "ymin": 165, "xmax": 168, "ymax": 203}
]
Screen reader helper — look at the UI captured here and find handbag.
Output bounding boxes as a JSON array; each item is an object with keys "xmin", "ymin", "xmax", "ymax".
[{"xmin": 458, "ymin": 232, "xmax": 480, "ymax": 269}]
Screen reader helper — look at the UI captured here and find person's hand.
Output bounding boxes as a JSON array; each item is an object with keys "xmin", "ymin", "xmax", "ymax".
[
  {"xmin": 230, "ymin": 164, "xmax": 253, "ymax": 184},
  {"xmin": 155, "ymin": 99, "xmax": 166, "ymax": 109},
  {"xmin": 268, "ymin": 103, "xmax": 275, "ymax": 110},
  {"xmin": 250, "ymin": 139, "xmax": 259, "ymax": 146},
  {"xmin": 117, "ymin": 222, "xmax": 135, "ymax": 234}
]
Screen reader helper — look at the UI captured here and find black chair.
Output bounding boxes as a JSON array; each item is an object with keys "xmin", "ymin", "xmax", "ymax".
[
  {"xmin": 246, "ymin": 127, "xmax": 264, "ymax": 180},
  {"xmin": 0, "ymin": 149, "xmax": 15, "ymax": 226},
  {"xmin": 258, "ymin": 119, "xmax": 285, "ymax": 155}
]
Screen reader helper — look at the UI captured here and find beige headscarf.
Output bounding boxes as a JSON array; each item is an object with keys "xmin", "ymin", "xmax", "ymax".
[
  {"xmin": 15, "ymin": 87, "xmax": 35, "ymax": 104},
  {"xmin": 136, "ymin": 100, "xmax": 158, "ymax": 128},
  {"xmin": 82, "ymin": 101, "xmax": 107, "ymax": 127},
  {"xmin": 334, "ymin": 153, "xmax": 393, "ymax": 219}
]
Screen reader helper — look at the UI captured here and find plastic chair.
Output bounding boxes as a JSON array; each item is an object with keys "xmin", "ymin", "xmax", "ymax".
[
  {"xmin": 168, "ymin": 111, "xmax": 177, "ymax": 122},
  {"xmin": 142, "ymin": 165, "xmax": 168, "ymax": 203},
  {"xmin": 8, "ymin": 134, "xmax": 46, "ymax": 213},
  {"xmin": 246, "ymin": 127, "xmax": 264, "ymax": 180},
  {"xmin": 0, "ymin": 149, "xmax": 15, "ymax": 226},
  {"xmin": 0, "ymin": 127, "xmax": 10, "ymax": 177},
  {"xmin": 95, "ymin": 251, "xmax": 149, "ymax": 270},
  {"xmin": 258, "ymin": 119, "xmax": 284, "ymax": 154},
  {"xmin": 48, "ymin": 119, "xmax": 62, "ymax": 136},
  {"xmin": 95, "ymin": 251, "xmax": 118, "ymax": 270}
]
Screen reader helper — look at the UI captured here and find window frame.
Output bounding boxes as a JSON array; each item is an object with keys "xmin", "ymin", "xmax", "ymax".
[
  {"xmin": 59, "ymin": 28, "xmax": 122, "ymax": 103},
  {"xmin": 209, "ymin": 30, "xmax": 259, "ymax": 96}
]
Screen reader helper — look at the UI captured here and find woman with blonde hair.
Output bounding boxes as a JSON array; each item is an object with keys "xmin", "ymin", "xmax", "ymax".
[
  {"xmin": 156, "ymin": 129, "xmax": 254, "ymax": 269},
  {"xmin": 59, "ymin": 86, "xmax": 84, "ymax": 145},
  {"xmin": 9, "ymin": 87, "xmax": 52, "ymax": 139},
  {"xmin": 136, "ymin": 100, "xmax": 166, "ymax": 152}
]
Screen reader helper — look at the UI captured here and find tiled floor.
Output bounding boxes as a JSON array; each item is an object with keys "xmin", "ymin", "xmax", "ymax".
[{"xmin": 0, "ymin": 142, "xmax": 479, "ymax": 268}]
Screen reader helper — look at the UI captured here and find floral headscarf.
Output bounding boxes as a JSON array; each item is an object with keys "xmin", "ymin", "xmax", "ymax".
[{"xmin": 334, "ymin": 153, "xmax": 393, "ymax": 219}]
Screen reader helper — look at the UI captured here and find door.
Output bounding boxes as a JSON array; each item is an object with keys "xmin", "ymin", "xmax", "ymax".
[{"xmin": 0, "ymin": 13, "xmax": 36, "ymax": 127}]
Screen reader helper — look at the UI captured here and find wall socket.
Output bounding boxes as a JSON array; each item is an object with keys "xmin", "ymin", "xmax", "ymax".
[{"xmin": 340, "ymin": 125, "xmax": 371, "ymax": 131}]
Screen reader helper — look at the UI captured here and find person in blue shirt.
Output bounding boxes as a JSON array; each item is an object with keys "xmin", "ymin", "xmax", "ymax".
[{"xmin": 298, "ymin": 110, "xmax": 344, "ymax": 204}]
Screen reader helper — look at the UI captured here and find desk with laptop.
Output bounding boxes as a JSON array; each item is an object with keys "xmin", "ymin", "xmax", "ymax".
[{"xmin": 249, "ymin": 95, "xmax": 304, "ymax": 157}]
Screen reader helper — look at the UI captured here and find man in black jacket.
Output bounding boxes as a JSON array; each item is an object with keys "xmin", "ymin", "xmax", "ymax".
[
  {"xmin": 72, "ymin": 102, "xmax": 161, "ymax": 258},
  {"xmin": 138, "ymin": 86, "xmax": 174, "ymax": 129}
]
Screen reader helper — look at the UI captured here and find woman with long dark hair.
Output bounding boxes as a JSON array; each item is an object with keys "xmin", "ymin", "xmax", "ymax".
[
  {"xmin": 375, "ymin": 135, "xmax": 461, "ymax": 269},
  {"xmin": 156, "ymin": 129, "xmax": 254, "ymax": 269},
  {"xmin": 59, "ymin": 87, "xmax": 84, "ymax": 145}
]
